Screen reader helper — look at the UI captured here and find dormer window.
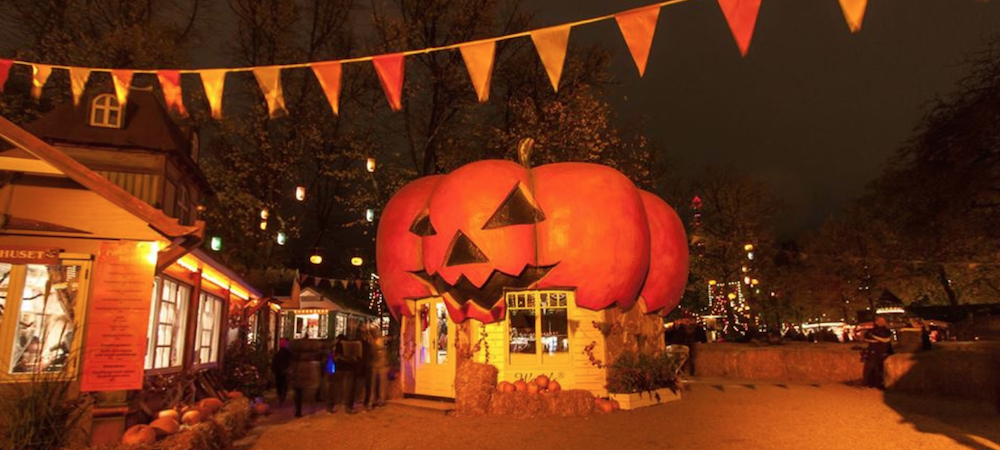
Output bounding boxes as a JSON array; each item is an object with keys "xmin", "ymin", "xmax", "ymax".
[{"xmin": 90, "ymin": 94, "xmax": 123, "ymax": 128}]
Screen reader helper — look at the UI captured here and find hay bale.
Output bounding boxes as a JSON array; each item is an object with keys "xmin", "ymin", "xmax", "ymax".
[
  {"xmin": 488, "ymin": 391, "xmax": 547, "ymax": 418},
  {"xmin": 544, "ymin": 390, "xmax": 595, "ymax": 417},
  {"xmin": 454, "ymin": 361, "xmax": 498, "ymax": 416},
  {"xmin": 213, "ymin": 397, "xmax": 251, "ymax": 440}
]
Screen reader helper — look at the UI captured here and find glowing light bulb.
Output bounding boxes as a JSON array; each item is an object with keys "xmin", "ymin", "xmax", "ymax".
[{"xmin": 295, "ymin": 186, "xmax": 306, "ymax": 201}]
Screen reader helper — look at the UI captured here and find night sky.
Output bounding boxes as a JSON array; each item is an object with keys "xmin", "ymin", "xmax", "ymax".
[{"xmin": 527, "ymin": 0, "xmax": 1000, "ymax": 237}]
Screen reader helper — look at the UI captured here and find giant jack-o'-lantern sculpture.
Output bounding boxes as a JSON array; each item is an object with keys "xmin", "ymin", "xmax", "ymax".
[
  {"xmin": 377, "ymin": 139, "xmax": 688, "ymax": 323},
  {"xmin": 376, "ymin": 139, "xmax": 688, "ymax": 397}
]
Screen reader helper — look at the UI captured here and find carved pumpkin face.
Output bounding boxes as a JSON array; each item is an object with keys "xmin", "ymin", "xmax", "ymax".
[{"xmin": 376, "ymin": 158, "xmax": 688, "ymax": 323}]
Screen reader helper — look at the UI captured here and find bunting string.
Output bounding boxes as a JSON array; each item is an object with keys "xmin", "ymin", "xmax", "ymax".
[{"xmin": 0, "ymin": 0, "xmax": 910, "ymax": 118}]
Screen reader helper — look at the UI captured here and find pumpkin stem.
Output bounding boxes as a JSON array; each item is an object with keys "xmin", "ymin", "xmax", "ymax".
[{"xmin": 517, "ymin": 137, "xmax": 535, "ymax": 168}]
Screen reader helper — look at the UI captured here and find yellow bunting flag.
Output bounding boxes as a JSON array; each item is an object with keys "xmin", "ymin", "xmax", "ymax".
[
  {"xmin": 717, "ymin": 0, "xmax": 763, "ymax": 57},
  {"xmin": 459, "ymin": 40, "xmax": 496, "ymax": 102},
  {"xmin": 69, "ymin": 68, "xmax": 91, "ymax": 107},
  {"xmin": 838, "ymin": 0, "xmax": 868, "ymax": 33},
  {"xmin": 31, "ymin": 64, "xmax": 52, "ymax": 99},
  {"xmin": 200, "ymin": 69, "xmax": 228, "ymax": 120},
  {"xmin": 373, "ymin": 53, "xmax": 405, "ymax": 111},
  {"xmin": 0, "ymin": 60, "xmax": 13, "ymax": 93},
  {"xmin": 311, "ymin": 62, "xmax": 343, "ymax": 115},
  {"xmin": 111, "ymin": 70, "xmax": 133, "ymax": 106},
  {"xmin": 616, "ymin": 6, "xmax": 661, "ymax": 77},
  {"xmin": 252, "ymin": 66, "xmax": 287, "ymax": 118},
  {"xmin": 156, "ymin": 70, "xmax": 187, "ymax": 117},
  {"xmin": 530, "ymin": 25, "xmax": 572, "ymax": 92}
]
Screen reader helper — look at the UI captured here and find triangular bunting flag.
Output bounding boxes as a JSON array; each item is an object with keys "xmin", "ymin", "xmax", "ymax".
[
  {"xmin": 530, "ymin": 25, "xmax": 572, "ymax": 92},
  {"xmin": 200, "ymin": 69, "xmax": 228, "ymax": 120},
  {"xmin": 311, "ymin": 62, "xmax": 343, "ymax": 115},
  {"xmin": 31, "ymin": 64, "xmax": 52, "ymax": 99},
  {"xmin": 69, "ymin": 68, "xmax": 91, "ymax": 107},
  {"xmin": 373, "ymin": 53, "xmax": 405, "ymax": 111},
  {"xmin": 459, "ymin": 40, "xmax": 496, "ymax": 102},
  {"xmin": 0, "ymin": 60, "xmax": 14, "ymax": 93},
  {"xmin": 372, "ymin": 53, "xmax": 405, "ymax": 111},
  {"xmin": 156, "ymin": 70, "xmax": 188, "ymax": 116},
  {"xmin": 111, "ymin": 69, "xmax": 133, "ymax": 106},
  {"xmin": 615, "ymin": 6, "xmax": 661, "ymax": 77},
  {"xmin": 355, "ymin": 279, "xmax": 363, "ymax": 290},
  {"xmin": 252, "ymin": 66, "xmax": 288, "ymax": 118},
  {"xmin": 838, "ymin": 0, "xmax": 868, "ymax": 33},
  {"xmin": 339, "ymin": 280, "xmax": 349, "ymax": 289},
  {"xmin": 717, "ymin": 0, "xmax": 763, "ymax": 57}
]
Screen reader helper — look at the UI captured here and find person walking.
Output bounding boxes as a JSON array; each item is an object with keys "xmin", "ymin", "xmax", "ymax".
[
  {"xmin": 862, "ymin": 316, "xmax": 894, "ymax": 389},
  {"xmin": 364, "ymin": 325, "xmax": 389, "ymax": 409},
  {"xmin": 290, "ymin": 343, "xmax": 323, "ymax": 418},
  {"xmin": 271, "ymin": 338, "xmax": 293, "ymax": 406},
  {"xmin": 331, "ymin": 334, "xmax": 359, "ymax": 413}
]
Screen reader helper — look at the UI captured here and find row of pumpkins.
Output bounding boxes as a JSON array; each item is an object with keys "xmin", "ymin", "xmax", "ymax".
[
  {"xmin": 497, "ymin": 375, "xmax": 620, "ymax": 413},
  {"xmin": 122, "ymin": 391, "xmax": 268, "ymax": 445}
]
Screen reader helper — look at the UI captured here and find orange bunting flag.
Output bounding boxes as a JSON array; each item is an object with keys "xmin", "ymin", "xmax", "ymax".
[
  {"xmin": 69, "ymin": 68, "xmax": 91, "ymax": 107},
  {"xmin": 200, "ymin": 69, "xmax": 228, "ymax": 120},
  {"xmin": 0, "ymin": 60, "xmax": 13, "ymax": 93},
  {"xmin": 459, "ymin": 40, "xmax": 496, "ymax": 102},
  {"xmin": 616, "ymin": 6, "xmax": 661, "ymax": 77},
  {"xmin": 31, "ymin": 64, "xmax": 52, "ymax": 99},
  {"xmin": 252, "ymin": 66, "xmax": 287, "ymax": 118},
  {"xmin": 717, "ymin": 0, "xmax": 763, "ymax": 57},
  {"xmin": 530, "ymin": 25, "xmax": 572, "ymax": 92},
  {"xmin": 111, "ymin": 70, "xmax": 133, "ymax": 106},
  {"xmin": 311, "ymin": 62, "xmax": 343, "ymax": 115},
  {"xmin": 373, "ymin": 53, "xmax": 405, "ymax": 111},
  {"xmin": 156, "ymin": 70, "xmax": 188, "ymax": 116},
  {"xmin": 838, "ymin": 0, "xmax": 868, "ymax": 33}
]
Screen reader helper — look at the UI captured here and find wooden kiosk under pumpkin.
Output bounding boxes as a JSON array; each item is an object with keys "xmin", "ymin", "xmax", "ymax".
[{"xmin": 377, "ymin": 140, "xmax": 688, "ymax": 399}]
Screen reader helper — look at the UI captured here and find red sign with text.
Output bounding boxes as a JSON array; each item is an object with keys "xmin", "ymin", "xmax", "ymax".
[{"xmin": 80, "ymin": 241, "xmax": 157, "ymax": 392}]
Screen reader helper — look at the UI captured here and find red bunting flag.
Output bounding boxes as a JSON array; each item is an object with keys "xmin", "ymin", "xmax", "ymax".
[
  {"xmin": 0, "ymin": 60, "xmax": 13, "ymax": 93},
  {"xmin": 373, "ymin": 53, "xmax": 405, "ymax": 111},
  {"xmin": 111, "ymin": 69, "xmax": 134, "ymax": 106},
  {"xmin": 156, "ymin": 70, "xmax": 188, "ymax": 116},
  {"xmin": 311, "ymin": 62, "xmax": 343, "ymax": 115},
  {"xmin": 31, "ymin": 64, "xmax": 52, "ymax": 99},
  {"xmin": 717, "ymin": 0, "xmax": 763, "ymax": 57},
  {"xmin": 200, "ymin": 69, "xmax": 228, "ymax": 120},
  {"xmin": 252, "ymin": 66, "xmax": 288, "ymax": 118},
  {"xmin": 459, "ymin": 40, "xmax": 496, "ymax": 102},
  {"xmin": 530, "ymin": 25, "xmax": 572, "ymax": 92},
  {"xmin": 616, "ymin": 6, "xmax": 661, "ymax": 77},
  {"xmin": 69, "ymin": 68, "xmax": 91, "ymax": 107},
  {"xmin": 838, "ymin": 0, "xmax": 868, "ymax": 33}
]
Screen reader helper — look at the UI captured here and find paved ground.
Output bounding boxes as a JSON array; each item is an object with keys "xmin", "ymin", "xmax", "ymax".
[{"xmin": 238, "ymin": 381, "xmax": 1000, "ymax": 450}]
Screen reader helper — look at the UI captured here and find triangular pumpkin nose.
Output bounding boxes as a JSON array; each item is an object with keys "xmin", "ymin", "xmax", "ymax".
[{"xmin": 445, "ymin": 231, "xmax": 490, "ymax": 266}]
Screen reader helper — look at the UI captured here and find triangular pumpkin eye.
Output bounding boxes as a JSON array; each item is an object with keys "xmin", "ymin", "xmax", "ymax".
[
  {"xmin": 483, "ymin": 183, "xmax": 546, "ymax": 230},
  {"xmin": 409, "ymin": 211, "xmax": 436, "ymax": 236}
]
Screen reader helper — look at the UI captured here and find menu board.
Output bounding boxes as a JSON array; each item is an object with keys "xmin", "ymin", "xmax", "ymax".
[{"xmin": 80, "ymin": 241, "xmax": 157, "ymax": 392}]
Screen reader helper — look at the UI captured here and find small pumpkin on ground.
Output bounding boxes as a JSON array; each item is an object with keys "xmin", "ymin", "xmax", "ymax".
[
  {"xmin": 122, "ymin": 424, "xmax": 156, "ymax": 445},
  {"xmin": 150, "ymin": 417, "xmax": 180, "ymax": 437}
]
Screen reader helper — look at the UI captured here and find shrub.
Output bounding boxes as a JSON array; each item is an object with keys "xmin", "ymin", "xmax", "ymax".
[
  {"xmin": 0, "ymin": 371, "xmax": 89, "ymax": 450},
  {"xmin": 605, "ymin": 350, "xmax": 683, "ymax": 394}
]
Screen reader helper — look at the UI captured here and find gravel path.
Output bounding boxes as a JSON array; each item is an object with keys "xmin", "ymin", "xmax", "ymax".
[{"xmin": 241, "ymin": 382, "xmax": 1000, "ymax": 450}]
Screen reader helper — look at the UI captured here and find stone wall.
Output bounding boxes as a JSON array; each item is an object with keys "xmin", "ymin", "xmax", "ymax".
[
  {"xmin": 695, "ymin": 342, "xmax": 863, "ymax": 383},
  {"xmin": 885, "ymin": 342, "xmax": 1000, "ymax": 403}
]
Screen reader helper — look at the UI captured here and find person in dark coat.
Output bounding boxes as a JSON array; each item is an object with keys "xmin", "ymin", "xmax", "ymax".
[
  {"xmin": 330, "ymin": 334, "xmax": 359, "ymax": 413},
  {"xmin": 290, "ymin": 343, "xmax": 323, "ymax": 417},
  {"xmin": 271, "ymin": 338, "xmax": 293, "ymax": 406},
  {"xmin": 862, "ymin": 316, "xmax": 894, "ymax": 389}
]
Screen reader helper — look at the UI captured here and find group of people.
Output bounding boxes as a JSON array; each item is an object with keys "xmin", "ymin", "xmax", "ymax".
[{"xmin": 271, "ymin": 324, "xmax": 389, "ymax": 417}]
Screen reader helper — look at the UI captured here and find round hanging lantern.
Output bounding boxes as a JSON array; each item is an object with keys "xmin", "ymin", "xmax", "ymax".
[{"xmin": 376, "ymin": 139, "xmax": 688, "ymax": 323}]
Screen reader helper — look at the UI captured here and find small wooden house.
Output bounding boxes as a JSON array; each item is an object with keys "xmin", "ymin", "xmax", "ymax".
[
  {"xmin": 376, "ymin": 142, "xmax": 689, "ymax": 399},
  {"xmin": 275, "ymin": 287, "xmax": 377, "ymax": 340}
]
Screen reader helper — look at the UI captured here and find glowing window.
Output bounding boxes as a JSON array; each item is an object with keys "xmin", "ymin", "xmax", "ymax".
[{"xmin": 90, "ymin": 94, "xmax": 123, "ymax": 128}]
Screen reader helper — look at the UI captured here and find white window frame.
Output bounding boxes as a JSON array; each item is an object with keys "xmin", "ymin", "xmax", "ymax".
[
  {"xmin": 90, "ymin": 94, "xmax": 124, "ymax": 129},
  {"xmin": 193, "ymin": 292, "xmax": 222, "ymax": 367},
  {"xmin": 145, "ymin": 276, "xmax": 190, "ymax": 371},
  {"xmin": 0, "ymin": 259, "xmax": 91, "ymax": 380},
  {"xmin": 506, "ymin": 290, "xmax": 571, "ymax": 366}
]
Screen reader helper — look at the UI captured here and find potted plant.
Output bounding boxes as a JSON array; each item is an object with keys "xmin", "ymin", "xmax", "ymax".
[{"xmin": 606, "ymin": 350, "xmax": 683, "ymax": 410}]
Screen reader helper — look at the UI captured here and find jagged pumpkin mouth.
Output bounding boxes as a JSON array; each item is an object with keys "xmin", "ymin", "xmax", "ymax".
[{"xmin": 410, "ymin": 264, "xmax": 556, "ymax": 313}]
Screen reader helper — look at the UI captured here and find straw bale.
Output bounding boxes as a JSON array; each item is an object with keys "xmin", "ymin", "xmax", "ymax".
[
  {"xmin": 454, "ymin": 361, "xmax": 498, "ymax": 416},
  {"xmin": 545, "ymin": 390, "xmax": 596, "ymax": 416},
  {"xmin": 213, "ymin": 397, "xmax": 251, "ymax": 439},
  {"xmin": 488, "ymin": 390, "xmax": 595, "ymax": 418}
]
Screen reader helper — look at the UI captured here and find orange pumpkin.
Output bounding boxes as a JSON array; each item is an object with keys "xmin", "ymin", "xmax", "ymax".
[
  {"xmin": 157, "ymin": 409, "xmax": 180, "ymax": 422},
  {"xmin": 199, "ymin": 398, "xmax": 224, "ymax": 414},
  {"xmin": 513, "ymin": 380, "xmax": 528, "ymax": 392},
  {"xmin": 122, "ymin": 425, "xmax": 156, "ymax": 445},
  {"xmin": 501, "ymin": 382, "xmax": 516, "ymax": 393},
  {"xmin": 226, "ymin": 390, "xmax": 244, "ymax": 399},
  {"xmin": 252, "ymin": 402, "xmax": 270, "ymax": 416},
  {"xmin": 497, "ymin": 381, "xmax": 513, "ymax": 392},
  {"xmin": 610, "ymin": 399, "xmax": 621, "ymax": 411},
  {"xmin": 596, "ymin": 399, "xmax": 614, "ymax": 413},
  {"xmin": 534, "ymin": 375, "xmax": 550, "ymax": 389},
  {"xmin": 548, "ymin": 380, "xmax": 561, "ymax": 392},
  {"xmin": 527, "ymin": 382, "xmax": 539, "ymax": 394},
  {"xmin": 377, "ymin": 142, "xmax": 688, "ymax": 324},
  {"xmin": 181, "ymin": 409, "xmax": 203, "ymax": 425},
  {"xmin": 150, "ymin": 417, "xmax": 180, "ymax": 437}
]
